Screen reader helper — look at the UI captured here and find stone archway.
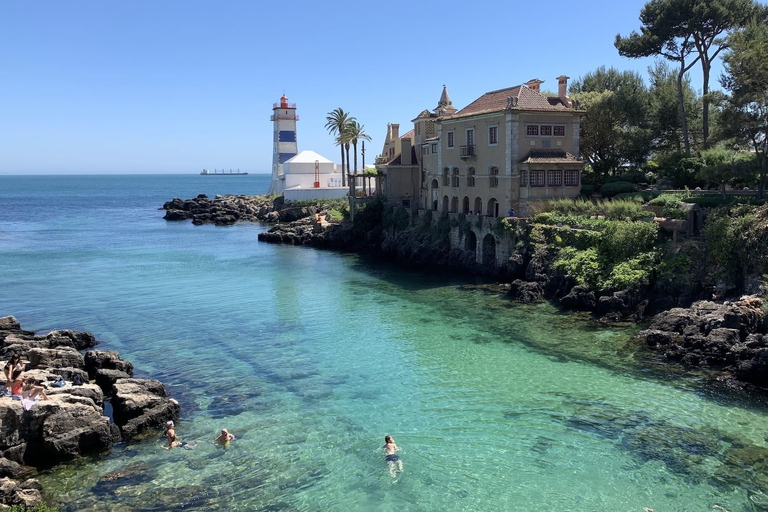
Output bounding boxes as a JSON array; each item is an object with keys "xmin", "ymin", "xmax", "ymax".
[
  {"xmin": 474, "ymin": 197, "xmax": 482, "ymax": 215},
  {"xmin": 450, "ymin": 196, "xmax": 459, "ymax": 213},
  {"xmin": 442, "ymin": 195, "xmax": 449, "ymax": 213},
  {"xmin": 487, "ymin": 198, "xmax": 499, "ymax": 217},
  {"xmin": 465, "ymin": 230, "xmax": 477, "ymax": 253},
  {"xmin": 482, "ymin": 234, "xmax": 496, "ymax": 266}
]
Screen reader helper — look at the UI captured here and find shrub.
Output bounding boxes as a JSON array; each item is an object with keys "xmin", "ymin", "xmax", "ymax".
[
  {"xmin": 600, "ymin": 221, "xmax": 659, "ymax": 263},
  {"xmin": 554, "ymin": 247, "xmax": 601, "ymax": 289},
  {"xmin": 580, "ymin": 185, "xmax": 595, "ymax": 197},
  {"xmin": 602, "ymin": 255, "xmax": 654, "ymax": 290},
  {"xmin": 604, "ymin": 199, "xmax": 649, "ymax": 221},
  {"xmin": 600, "ymin": 181, "xmax": 636, "ymax": 198}
]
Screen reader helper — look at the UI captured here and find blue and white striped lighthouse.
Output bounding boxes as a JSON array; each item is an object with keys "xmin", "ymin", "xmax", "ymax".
[{"xmin": 268, "ymin": 94, "xmax": 299, "ymax": 195}]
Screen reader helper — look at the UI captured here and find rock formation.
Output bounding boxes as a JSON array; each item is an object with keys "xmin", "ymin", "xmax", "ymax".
[{"xmin": 0, "ymin": 316, "xmax": 180, "ymax": 508}]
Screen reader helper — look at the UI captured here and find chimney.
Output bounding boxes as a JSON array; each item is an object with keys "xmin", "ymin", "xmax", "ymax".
[
  {"xmin": 525, "ymin": 78, "xmax": 544, "ymax": 93},
  {"xmin": 401, "ymin": 138, "xmax": 412, "ymax": 166},
  {"xmin": 557, "ymin": 75, "xmax": 571, "ymax": 106},
  {"xmin": 391, "ymin": 123, "xmax": 400, "ymax": 140}
]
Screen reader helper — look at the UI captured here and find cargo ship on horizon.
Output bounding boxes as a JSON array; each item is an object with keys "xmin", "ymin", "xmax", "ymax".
[{"xmin": 200, "ymin": 169, "xmax": 249, "ymax": 175}]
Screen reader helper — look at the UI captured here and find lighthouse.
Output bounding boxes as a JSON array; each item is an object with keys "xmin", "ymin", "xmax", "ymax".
[{"xmin": 268, "ymin": 94, "xmax": 299, "ymax": 195}]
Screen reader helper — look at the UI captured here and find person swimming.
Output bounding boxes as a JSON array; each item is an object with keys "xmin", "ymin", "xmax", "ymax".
[
  {"xmin": 215, "ymin": 428, "xmax": 235, "ymax": 446},
  {"xmin": 164, "ymin": 420, "xmax": 180, "ymax": 449},
  {"xmin": 382, "ymin": 435, "xmax": 403, "ymax": 478}
]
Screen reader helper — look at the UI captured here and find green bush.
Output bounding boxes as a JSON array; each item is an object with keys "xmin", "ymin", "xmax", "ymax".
[
  {"xmin": 554, "ymin": 247, "xmax": 601, "ymax": 289},
  {"xmin": 600, "ymin": 221, "xmax": 659, "ymax": 263},
  {"xmin": 580, "ymin": 185, "xmax": 595, "ymax": 197},
  {"xmin": 604, "ymin": 199, "xmax": 650, "ymax": 221},
  {"xmin": 600, "ymin": 181, "xmax": 636, "ymax": 198},
  {"xmin": 602, "ymin": 255, "xmax": 654, "ymax": 290},
  {"xmin": 382, "ymin": 206, "xmax": 410, "ymax": 231},
  {"xmin": 7, "ymin": 505, "xmax": 60, "ymax": 512}
]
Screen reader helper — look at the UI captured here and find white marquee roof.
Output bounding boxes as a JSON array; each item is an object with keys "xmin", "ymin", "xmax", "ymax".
[{"xmin": 286, "ymin": 150, "xmax": 334, "ymax": 164}]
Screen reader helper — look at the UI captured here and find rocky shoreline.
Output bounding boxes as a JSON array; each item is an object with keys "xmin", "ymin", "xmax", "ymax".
[{"xmin": 0, "ymin": 316, "xmax": 179, "ymax": 509}]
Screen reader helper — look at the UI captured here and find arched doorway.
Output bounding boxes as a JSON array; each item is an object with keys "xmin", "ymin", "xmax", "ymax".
[
  {"xmin": 465, "ymin": 230, "xmax": 477, "ymax": 253},
  {"xmin": 474, "ymin": 197, "xmax": 482, "ymax": 215},
  {"xmin": 482, "ymin": 234, "xmax": 496, "ymax": 266},
  {"xmin": 442, "ymin": 195, "xmax": 449, "ymax": 213},
  {"xmin": 450, "ymin": 196, "xmax": 459, "ymax": 213},
  {"xmin": 487, "ymin": 198, "xmax": 499, "ymax": 217},
  {"xmin": 462, "ymin": 196, "xmax": 470, "ymax": 214},
  {"xmin": 431, "ymin": 179, "xmax": 439, "ymax": 210}
]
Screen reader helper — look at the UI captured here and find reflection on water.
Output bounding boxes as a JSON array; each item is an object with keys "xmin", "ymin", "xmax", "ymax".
[{"xmin": 1, "ymin": 175, "xmax": 768, "ymax": 511}]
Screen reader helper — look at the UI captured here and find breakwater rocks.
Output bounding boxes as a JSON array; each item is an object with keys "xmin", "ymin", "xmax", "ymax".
[
  {"xmin": 161, "ymin": 194, "xmax": 323, "ymax": 226},
  {"xmin": 635, "ymin": 296, "xmax": 768, "ymax": 388},
  {"xmin": 0, "ymin": 316, "xmax": 179, "ymax": 508}
]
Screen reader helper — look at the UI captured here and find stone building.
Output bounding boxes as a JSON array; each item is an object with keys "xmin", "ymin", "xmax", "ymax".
[{"xmin": 379, "ymin": 77, "xmax": 585, "ymax": 216}]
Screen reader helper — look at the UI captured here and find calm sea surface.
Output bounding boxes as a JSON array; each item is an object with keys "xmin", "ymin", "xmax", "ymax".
[{"xmin": 2, "ymin": 174, "xmax": 768, "ymax": 511}]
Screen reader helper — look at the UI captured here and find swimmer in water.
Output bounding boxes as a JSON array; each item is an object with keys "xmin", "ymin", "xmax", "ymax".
[
  {"xmin": 382, "ymin": 435, "xmax": 403, "ymax": 478},
  {"xmin": 163, "ymin": 420, "xmax": 180, "ymax": 449},
  {"xmin": 215, "ymin": 428, "xmax": 235, "ymax": 446}
]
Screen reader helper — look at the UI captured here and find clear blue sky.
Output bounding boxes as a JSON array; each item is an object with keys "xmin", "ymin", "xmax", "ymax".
[{"xmin": 0, "ymin": 0, "xmax": 728, "ymax": 174}]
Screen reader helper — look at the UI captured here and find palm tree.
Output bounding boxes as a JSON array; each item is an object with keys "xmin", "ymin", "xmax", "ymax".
[
  {"xmin": 325, "ymin": 108, "xmax": 355, "ymax": 187},
  {"xmin": 346, "ymin": 121, "xmax": 372, "ymax": 195}
]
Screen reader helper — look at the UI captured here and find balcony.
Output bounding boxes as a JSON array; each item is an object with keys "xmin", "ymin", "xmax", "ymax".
[{"xmin": 460, "ymin": 145, "xmax": 475, "ymax": 159}]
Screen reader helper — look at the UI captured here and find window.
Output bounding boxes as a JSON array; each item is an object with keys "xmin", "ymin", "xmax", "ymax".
[
  {"xmin": 530, "ymin": 170, "xmax": 545, "ymax": 187},
  {"xmin": 553, "ymin": 125, "xmax": 565, "ymax": 137},
  {"xmin": 488, "ymin": 125, "xmax": 498, "ymax": 145},
  {"xmin": 422, "ymin": 146, "xmax": 429, "ymax": 156},
  {"xmin": 416, "ymin": 124, "xmax": 420, "ymax": 136},
  {"xmin": 442, "ymin": 167, "xmax": 450, "ymax": 186},
  {"xmin": 565, "ymin": 170, "xmax": 580, "ymax": 186},
  {"xmin": 447, "ymin": 131, "xmax": 455, "ymax": 148},
  {"xmin": 431, "ymin": 143, "xmax": 438, "ymax": 154},
  {"xmin": 490, "ymin": 167, "xmax": 499, "ymax": 188},
  {"xmin": 547, "ymin": 170, "xmax": 562, "ymax": 186},
  {"xmin": 452, "ymin": 167, "xmax": 460, "ymax": 187},
  {"xmin": 467, "ymin": 167, "xmax": 476, "ymax": 187},
  {"xmin": 466, "ymin": 129, "xmax": 474, "ymax": 146},
  {"xmin": 520, "ymin": 170, "xmax": 527, "ymax": 187},
  {"xmin": 540, "ymin": 125, "xmax": 552, "ymax": 136},
  {"xmin": 526, "ymin": 125, "xmax": 539, "ymax": 136}
]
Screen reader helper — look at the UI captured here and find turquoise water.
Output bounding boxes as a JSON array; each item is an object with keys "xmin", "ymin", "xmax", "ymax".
[{"xmin": 2, "ymin": 175, "xmax": 768, "ymax": 511}]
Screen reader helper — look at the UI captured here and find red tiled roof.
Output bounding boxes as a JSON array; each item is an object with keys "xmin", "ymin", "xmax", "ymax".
[
  {"xmin": 451, "ymin": 85, "xmax": 569, "ymax": 118},
  {"xmin": 518, "ymin": 149, "xmax": 581, "ymax": 164}
]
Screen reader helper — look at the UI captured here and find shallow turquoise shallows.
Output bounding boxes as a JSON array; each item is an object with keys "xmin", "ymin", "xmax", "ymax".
[{"xmin": 3, "ymin": 175, "xmax": 768, "ymax": 512}]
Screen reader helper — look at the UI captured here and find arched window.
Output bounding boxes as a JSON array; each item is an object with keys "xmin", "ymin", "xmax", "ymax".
[
  {"xmin": 473, "ymin": 197, "xmax": 483, "ymax": 215},
  {"xmin": 489, "ymin": 166, "xmax": 499, "ymax": 188},
  {"xmin": 442, "ymin": 167, "xmax": 450, "ymax": 186},
  {"xmin": 467, "ymin": 167, "xmax": 476, "ymax": 187},
  {"xmin": 451, "ymin": 196, "xmax": 459, "ymax": 213},
  {"xmin": 452, "ymin": 167, "xmax": 460, "ymax": 187},
  {"xmin": 462, "ymin": 196, "xmax": 470, "ymax": 214},
  {"xmin": 442, "ymin": 195, "xmax": 449, "ymax": 213}
]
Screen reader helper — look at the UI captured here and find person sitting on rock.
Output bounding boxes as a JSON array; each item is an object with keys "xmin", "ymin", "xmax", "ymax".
[
  {"xmin": 6, "ymin": 368, "xmax": 24, "ymax": 396},
  {"xmin": 21, "ymin": 378, "xmax": 50, "ymax": 401},
  {"xmin": 215, "ymin": 428, "xmax": 235, "ymax": 446},
  {"xmin": 3, "ymin": 355, "xmax": 23, "ymax": 389}
]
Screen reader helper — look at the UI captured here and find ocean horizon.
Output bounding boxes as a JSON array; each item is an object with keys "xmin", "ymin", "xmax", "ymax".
[{"xmin": 2, "ymin": 174, "xmax": 768, "ymax": 511}]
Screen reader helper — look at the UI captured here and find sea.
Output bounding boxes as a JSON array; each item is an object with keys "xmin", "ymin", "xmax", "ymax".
[{"xmin": 2, "ymin": 173, "xmax": 768, "ymax": 512}]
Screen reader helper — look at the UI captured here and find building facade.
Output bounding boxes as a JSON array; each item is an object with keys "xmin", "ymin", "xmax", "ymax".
[{"xmin": 381, "ymin": 76, "xmax": 584, "ymax": 216}]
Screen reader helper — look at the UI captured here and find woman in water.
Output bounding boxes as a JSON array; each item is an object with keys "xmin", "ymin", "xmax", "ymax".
[
  {"xmin": 382, "ymin": 435, "xmax": 403, "ymax": 477},
  {"xmin": 164, "ymin": 420, "xmax": 180, "ymax": 449}
]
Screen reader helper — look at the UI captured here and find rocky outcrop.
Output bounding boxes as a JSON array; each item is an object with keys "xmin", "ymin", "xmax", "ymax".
[
  {"xmin": 0, "ymin": 316, "xmax": 180, "ymax": 509},
  {"xmin": 635, "ymin": 296, "xmax": 768, "ymax": 387},
  {"xmin": 112, "ymin": 379, "xmax": 180, "ymax": 440},
  {"xmin": 161, "ymin": 194, "xmax": 322, "ymax": 227}
]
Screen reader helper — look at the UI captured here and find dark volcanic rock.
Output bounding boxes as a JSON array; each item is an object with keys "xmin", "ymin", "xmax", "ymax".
[
  {"xmin": 560, "ymin": 285, "xmax": 596, "ymax": 311},
  {"xmin": 508, "ymin": 279, "xmax": 545, "ymax": 303}
]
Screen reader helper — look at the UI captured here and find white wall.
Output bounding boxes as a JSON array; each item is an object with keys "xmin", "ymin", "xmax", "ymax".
[{"xmin": 284, "ymin": 188, "xmax": 349, "ymax": 202}]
